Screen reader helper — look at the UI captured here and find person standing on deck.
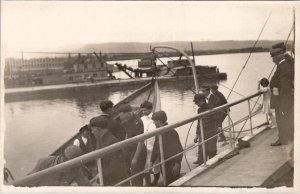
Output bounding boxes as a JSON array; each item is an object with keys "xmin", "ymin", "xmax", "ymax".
[
  {"xmin": 210, "ymin": 85, "xmax": 228, "ymax": 142},
  {"xmin": 257, "ymin": 78, "xmax": 276, "ymax": 128},
  {"xmin": 140, "ymin": 101, "xmax": 160, "ymax": 186},
  {"xmin": 89, "ymin": 116, "xmax": 127, "ymax": 186},
  {"xmin": 269, "ymin": 45, "xmax": 294, "ymax": 146},
  {"xmin": 98, "ymin": 100, "xmax": 125, "ymax": 141},
  {"xmin": 150, "ymin": 110, "xmax": 183, "ymax": 185},
  {"xmin": 28, "ymin": 145, "xmax": 90, "ymax": 186},
  {"xmin": 193, "ymin": 93, "xmax": 218, "ymax": 165},
  {"xmin": 118, "ymin": 104, "xmax": 147, "ymax": 186}
]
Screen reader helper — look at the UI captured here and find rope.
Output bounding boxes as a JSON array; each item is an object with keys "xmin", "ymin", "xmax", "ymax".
[
  {"xmin": 227, "ymin": 12, "xmax": 272, "ymax": 100},
  {"xmin": 184, "ymin": 121, "xmax": 194, "ymax": 171}
]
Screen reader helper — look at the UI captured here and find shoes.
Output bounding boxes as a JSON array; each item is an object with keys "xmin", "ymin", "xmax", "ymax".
[
  {"xmin": 193, "ymin": 160, "xmax": 200, "ymax": 164},
  {"xmin": 271, "ymin": 139, "xmax": 282, "ymax": 146}
]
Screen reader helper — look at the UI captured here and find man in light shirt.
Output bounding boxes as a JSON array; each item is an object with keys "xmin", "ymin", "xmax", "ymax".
[{"xmin": 140, "ymin": 101, "xmax": 160, "ymax": 186}]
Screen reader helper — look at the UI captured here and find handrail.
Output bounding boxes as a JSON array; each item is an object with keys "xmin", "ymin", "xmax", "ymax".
[{"xmin": 11, "ymin": 90, "xmax": 264, "ymax": 186}]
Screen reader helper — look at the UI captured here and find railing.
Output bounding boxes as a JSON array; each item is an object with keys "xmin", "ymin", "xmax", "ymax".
[{"xmin": 11, "ymin": 90, "xmax": 266, "ymax": 187}]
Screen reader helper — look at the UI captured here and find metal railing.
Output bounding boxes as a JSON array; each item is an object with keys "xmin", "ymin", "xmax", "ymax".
[{"xmin": 11, "ymin": 90, "xmax": 265, "ymax": 187}]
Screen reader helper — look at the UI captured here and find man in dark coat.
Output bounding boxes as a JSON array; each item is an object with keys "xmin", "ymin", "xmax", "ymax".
[
  {"xmin": 98, "ymin": 100, "xmax": 125, "ymax": 141},
  {"xmin": 118, "ymin": 104, "xmax": 147, "ymax": 186},
  {"xmin": 28, "ymin": 145, "xmax": 90, "ymax": 186},
  {"xmin": 269, "ymin": 45, "xmax": 294, "ymax": 146},
  {"xmin": 193, "ymin": 93, "xmax": 218, "ymax": 165},
  {"xmin": 151, "ymin": 110, "xmax": 183, "ymax": 185},
  {"xmin": 89, "ymin": 116, "xmax": 127, "ymax": 186},
  {"xmin": 210, "ymin": 85, "xmax": 228, "ymax": 142}
]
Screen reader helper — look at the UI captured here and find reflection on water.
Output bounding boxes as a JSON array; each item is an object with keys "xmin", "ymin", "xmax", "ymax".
[{"xmin": 4, "ymin": 52, "xmax": 274, "ymax": 179}]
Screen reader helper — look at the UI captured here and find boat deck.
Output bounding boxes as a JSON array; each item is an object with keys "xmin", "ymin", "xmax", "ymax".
[{"xmin": 176, "ymin": 127, "xmax": 292, "ymax": 187}]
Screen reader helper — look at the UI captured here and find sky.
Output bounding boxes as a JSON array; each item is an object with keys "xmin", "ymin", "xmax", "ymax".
[{"xmin": 1, "ymin": 1, "xmax": 297, "ymax": 52}]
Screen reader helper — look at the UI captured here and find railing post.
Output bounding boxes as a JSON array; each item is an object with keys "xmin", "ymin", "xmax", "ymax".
[
  {"xmin": 199, "ymin": 119, "xmax": 207, "ymax": 165},
  {"xmin": 97, "ymin": 158, "xmax": 104, "ymax": 186},
  {"xmin": 227, "ymin": 109, "xmax": 234, "ymax": 148},
  {"xmin": 158, "ymin": 134, "xmax": 167, "ymax": 186},
  {"xmin": 247, "ymin": 100, "xmax": 253, "ymax": 135}
]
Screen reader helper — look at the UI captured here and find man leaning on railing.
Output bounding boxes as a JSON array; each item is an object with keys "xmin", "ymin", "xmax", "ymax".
[{"xmin": 151, "ymin": 111, "xmax": 183, "ymax": 185}]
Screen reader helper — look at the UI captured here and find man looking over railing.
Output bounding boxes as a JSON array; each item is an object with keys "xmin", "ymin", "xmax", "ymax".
[
  {"xmin": 27, "ymin": 145, "xmax": 90, "ymax": 186},
  {"xmin": 118, "ymin": 104, "xmax": 147, "ymax": 186},
  {"xmin": 151, "ymin": 110, "xmax": 183, "ymax": 185},
  {"xmin": 193, "ymin": 93, "xmax": 218, "ymax": 165}
]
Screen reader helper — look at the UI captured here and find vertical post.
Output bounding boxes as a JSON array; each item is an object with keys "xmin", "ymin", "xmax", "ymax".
[
  {"xmin": 97, "ymin": 158, "xmax": 104, "ymax": 186},
  {"xmin": 190, "ymin": 42, "xmax": 195, "ymax": 64},
  {"xmin": 227, "ymin": 109, "xmax": 233, "ymax": 148},
  {"xmin": 247, "ymin": 100, "xmax": 253, "ymax": 135},
  {"xmin": 158, "ymin": 134, "xmax": 167, "ymax": 186},
  {"xmin": 199, "ymin": 119, "xmax": 207, "ymax": 165}
]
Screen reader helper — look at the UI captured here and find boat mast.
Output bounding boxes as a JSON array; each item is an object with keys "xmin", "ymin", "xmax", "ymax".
[{"xmin": 152, "ymin": 45, "xmax": 199, "ymax": 94}]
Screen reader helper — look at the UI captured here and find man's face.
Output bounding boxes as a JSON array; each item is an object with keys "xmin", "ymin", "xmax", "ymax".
[
  {"xmin": 195, "ymin": 99, "xmax": 205, "ymax": 107},
  {"xmin": 106, "ymin": 107, "xmax": 113, "ymax": 115},
  {"xmin": 142, "ymin": 108, "xmax": 152, "ymax": 116},
  {"xmin": 201, "ymin": 89, "xmax": 210, "ymax": 97},
  {"xmin": 272, "ymin": 54, "xmax": 283, "ymax": 65},
  {"xmin": 153, "ymin": 119, "xmax": 162, "ymax": 128}
]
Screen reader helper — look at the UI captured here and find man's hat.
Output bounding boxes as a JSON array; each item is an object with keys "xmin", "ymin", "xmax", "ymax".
[
  {"xmin": 270, "ymin": 48, "xmax": 284, "ymax": 57},
  {"xmin": 118, "ymin": 104, "xmax": 132, "ymax": 113},
  {"xmin": 89, "ymin": 116, "xmax": 108, "ymax": 128},
  {"xmin": 151, "ymin": 110, "xmax": 167, "ymax": 123},
  {"xmin": 193, "ymin": 93, "xmax": 206, "ymax": 103},
  {"xmin": 64, "ymin": 145, "xmax": 82, "ymax": 160},
  {"xmin": 272, "ymin": 42, "xmax": 286, "ymax": 53}
]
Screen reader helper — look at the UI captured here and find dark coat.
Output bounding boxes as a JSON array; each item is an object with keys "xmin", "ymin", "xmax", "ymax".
[
  {"xmin": 196, "ymin": 103, "xmax": 216, "ymax": 135},
  {"xmin": 212, "ymin": 90, "xmax": 228, "ymax": 125},
  {"xmin": 28, "ymin": 155, "xmax": 89, "ymax": 186},
  {"xmin": 270, "ymin": 58, "xmax": 294, "ymax": 144}
]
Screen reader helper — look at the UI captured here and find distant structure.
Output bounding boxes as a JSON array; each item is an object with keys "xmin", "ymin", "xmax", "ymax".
[{"xmin": 4, "ymin": 54, "xmax": 115, "ymax": 88}]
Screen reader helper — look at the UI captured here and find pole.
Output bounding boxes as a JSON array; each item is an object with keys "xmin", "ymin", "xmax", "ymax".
[
  {"xmin": 227, "ymin": 109, "xmax": 233, "ymax": 148},
  {"xmin": 97, "ymin": 158, "xmax": 104, "ymax": 186},
  {"xmin": 199, "ymin": 119, "xmax": 207, "ymax": 165},
  {"xmin": 159, "ymin": 135, "xmax": 167, "ymax": 185},
  {"xmin": 247, "ymin": 100, "xmax": 254, "ymax": 135},
  {"xmin": 190, "ymin": 42, "xmax": 196, "ymax": 64}
]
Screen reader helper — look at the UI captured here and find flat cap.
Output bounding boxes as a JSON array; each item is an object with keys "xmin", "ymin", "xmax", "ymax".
[
  {"xmin": 152, "ymin": 110, "xmax": 167, "ymax": 123},
  {"xmin": 64, "ymin": 145, "xmax": 82, "ymax": 160},
  {"xmin": 118, "ymin": 104, "xmax": 132, "ymax": 113},
  {"xmin": 193, "ymin": 93, "xmax": 206, "ymax": 102},
  {"xmin": 89, "ymin": 116, "xmax": 108, "ymax": 128},
  {"xmin": 270, "ymin": 48, "xmax": 284, "ymax": 57},
  {"xmin": 272, "ymin": 42, "xmax": 286, "ymax": 52}
]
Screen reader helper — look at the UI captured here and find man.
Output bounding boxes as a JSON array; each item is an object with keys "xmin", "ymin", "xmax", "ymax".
[
  {"xmin": 140, "ymin": 101, "xmax": 160, "ymax": 186},
  {"xmin": 28, "ymin": 145, "xmax": 90, "ymax": 186},
  {"xmin": 269, "ymin": 45, "xmax": 294, "ymax": 146},
  {"xmin": 89, "ymin": 116, "xmax": 127, "ymax": 186},
  {"xmin": 210, "ymin": 85, "xmax": 228, "ymax": 142},
  {"xmin": 118, "ymin": 104, "xmax": 147, "ymax": 186},
  {"xmin": 193, "ymin": 93, "xmax": 218, "ymax": 165},
  {"xmin": 73, "ymin": 125, "xmax": 96, "ymax": 154},
  {"xmin": 98, "ymin": 100, "xmax": 125, "ymax": 141},
  {"xmin": 151, "ymin": 110, "xmax": 183, "ymax": 185}
]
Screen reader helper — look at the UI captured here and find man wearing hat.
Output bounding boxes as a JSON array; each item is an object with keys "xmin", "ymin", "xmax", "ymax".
[
  {"xmin": 118, "ymin": 104, "xmax": 147, "ymax": 186},
  {"xmin": 272, "ymin": 42, "xmax": 294, "ymax": 65},
  {"xmin": 269, "ymin": 43, "xmax": 294, "ymax": 146},
  {"xmin": 89, "ymin": 116, "xmax": 127, "ymax": 186},
  {"xmin": 193, "ymin": 93, "xmax": 218, "ymax": 165},
  {"xmin": 210, "ymin": 85, "xmax": 228, "ymax": 142},
  {"xmin": 151, "ymin": 110, "xmax": 183, "ymax": 185},
  {"xmin": 28, "ymin": 145, "xmax": 90, "ymax": 186}
]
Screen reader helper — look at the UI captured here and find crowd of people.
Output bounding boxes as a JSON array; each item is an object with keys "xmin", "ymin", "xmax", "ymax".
[{"xmin": 28, "ymin": 42, "xmax": 294, "ymax": 186}]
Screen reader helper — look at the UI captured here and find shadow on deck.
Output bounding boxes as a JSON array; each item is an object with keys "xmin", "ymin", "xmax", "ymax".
[{"xmin": 172, "ymin": 127, "xmax": 293, "ymax": 187}]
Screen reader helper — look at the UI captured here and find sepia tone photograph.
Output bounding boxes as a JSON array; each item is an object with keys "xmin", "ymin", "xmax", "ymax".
[{"xmin": 0, "ymin": 1, "xmax": 298, "ymax": 192}]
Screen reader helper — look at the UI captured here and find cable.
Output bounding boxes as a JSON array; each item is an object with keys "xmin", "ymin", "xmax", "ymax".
[
  {"xmin": 184, "ymin": 121, "xmax": 194, "ymax": 171},
  {"xmin": 227, "ymin": 12, "xmax": 272, "ymax": 100}
]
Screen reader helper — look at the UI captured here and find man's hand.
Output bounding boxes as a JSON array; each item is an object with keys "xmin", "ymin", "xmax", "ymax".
[
  {"xmin": 131, "ymin": 157, "xmax": 138, "ymax": 168},
  {"xmin": 194, "ymin": 136, "xmax": 198, "ymax": 143}
]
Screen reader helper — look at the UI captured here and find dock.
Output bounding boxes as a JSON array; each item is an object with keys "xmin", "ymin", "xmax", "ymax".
[{"xmin": 171, "ymin": 126, "xmax": 293, "ymax": 187}]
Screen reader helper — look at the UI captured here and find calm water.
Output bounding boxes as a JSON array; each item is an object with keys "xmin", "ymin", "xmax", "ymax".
[{"xmin": 4, "ymin": 52, "xmax": 274, "ymax": 178}]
